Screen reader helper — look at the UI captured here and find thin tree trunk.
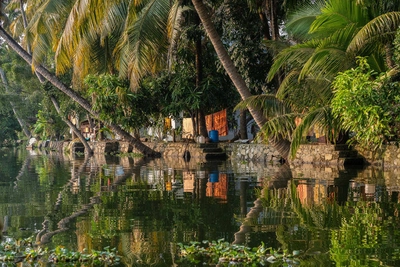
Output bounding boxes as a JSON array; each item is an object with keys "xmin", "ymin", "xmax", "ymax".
[
  {"xmin": 266, "ymin": 0, "xmax": 283, "ymax": 88},
  {"xmin": 86, "ymin": 113, "xmax": 95, "ymax": 130},
  {"xmin": 239, "ymin": 109, "xmax": 248, "ymax": 139},
  {"xmin": 259, "ymin": 11, "xmax": 271, "ymax": 40},
  {"xmin": 194, "ymin": 14, "xmax": 208, "ymax": 138},
  {"xmin": 50, "ymin": 96, "xmax": 93, "ymax": 155},
  {"xmin": 198, "ymin": 109, "xmax": 208, "ymax": 137},
  {"xmin": 268, "ymin": 0, "xmax": 280, "ymax": 41},
  {"xmin": 0, "ymin": 26, "xmax": 159, "ymax": 157},
  {"xmin": 0, "ymin": 68, "xmax": 31, "ymax": 138},
  {"xmin": 191, "ymin": 0, "xmax": 290, "ymax": 159}
]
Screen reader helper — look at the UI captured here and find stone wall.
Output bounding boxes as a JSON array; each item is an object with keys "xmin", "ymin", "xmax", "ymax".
[
  {"xmin": 31, "ymin": 140, "xmax": 400, "ymax": 169},
  {"xmin": 219, "ymin": 143, "xmax": 282, "ymax": 163},
  {"xmin": 290, "ymin": 144, "xmax": 361, "ymax": 166}
]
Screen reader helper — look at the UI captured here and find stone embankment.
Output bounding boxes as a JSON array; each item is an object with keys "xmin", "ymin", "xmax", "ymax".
[{"xmin": 30, "ymin": 139, "xmax": 400, "ymax": 168}]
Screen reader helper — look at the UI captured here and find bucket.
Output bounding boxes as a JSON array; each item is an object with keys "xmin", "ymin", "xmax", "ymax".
[
  {"xmin": 209, "ymin": 171, "xmax": 219, "ymax": 183},
  {"xmin": 209, "ymin": 130, "xmax": 219, "ymax": 143}
]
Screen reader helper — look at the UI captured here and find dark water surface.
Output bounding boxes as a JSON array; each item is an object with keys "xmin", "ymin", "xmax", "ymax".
[{"xmin": 1, "ymin": 147, "xmax": 400, "ymax": 266}]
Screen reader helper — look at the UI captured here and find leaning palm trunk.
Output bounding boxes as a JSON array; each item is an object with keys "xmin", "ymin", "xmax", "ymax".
[
  {"xmin": 50, "ymin": 96, "xmax": 93, "ymax": 155},
  {"xmin": 0, "ymin": 26, "xmax": 159, "ymax": 157},
  {"xmin": 233, "ymin": 163, "xmax": 292, "ymax": 244},
  {"xmin": 191, "ymin": 0, "xmax": 290, "ymax": 160},
  {"xmin": 0, "ymin": 68, "xmax": 31, "ymax": 138}
]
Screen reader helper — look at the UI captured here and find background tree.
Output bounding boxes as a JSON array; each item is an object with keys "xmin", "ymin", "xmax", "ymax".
[
  {"xmin": 214, "ymin": 0, "xmax": 275, "ymax": 139},
  {"xmin": 0, "ymin": 46, "xmax": 43, "ymax": 141}
]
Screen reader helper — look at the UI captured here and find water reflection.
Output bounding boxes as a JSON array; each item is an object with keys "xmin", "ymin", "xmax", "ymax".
[{"xmin": 1, "ymin": 148, "xmax": 400, "ymax": 266}]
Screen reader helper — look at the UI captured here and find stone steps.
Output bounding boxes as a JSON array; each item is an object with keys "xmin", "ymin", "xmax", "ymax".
[
  {"xmin": 199, "ymin": 143, "xmax": 227, "ymax": 161},
  {"xmin": 334, "ymin": 145, "xmax": 365, "ymax": 166}
]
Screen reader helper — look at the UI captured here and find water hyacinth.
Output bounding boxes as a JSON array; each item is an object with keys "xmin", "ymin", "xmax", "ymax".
[
  {"xmin": 0, "ymin": 236, "xmax": 121, "ymax": 266},
  {"xmin": 177, "ymin": 238, "xmax": 302, "ymax": 266}
]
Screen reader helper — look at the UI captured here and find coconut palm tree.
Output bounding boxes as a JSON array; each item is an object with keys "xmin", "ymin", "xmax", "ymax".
[
  {"xmin": 0, "ymin": 0, "xmax": 163, "ymax": 156},
  {"xmin": 191, "ymin": 0, "xmax": 291, "ymax": 159},
  {"xmin": 0, "ymin": 26, "xmax": 160, "ymax": 156},
  {"xmin": 263, "ymin": 0, "xmax": 400, "ymax": 158}
]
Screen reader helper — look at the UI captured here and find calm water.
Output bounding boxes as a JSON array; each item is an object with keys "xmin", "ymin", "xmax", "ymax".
[{"xmin": 1, "ymin": 147, "xmax": 400, "ymax": 266}]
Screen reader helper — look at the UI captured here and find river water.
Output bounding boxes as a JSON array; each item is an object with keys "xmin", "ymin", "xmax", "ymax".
[{"xmin": 1, "ymin": 147, "xmax": 400, "ymax": 266}]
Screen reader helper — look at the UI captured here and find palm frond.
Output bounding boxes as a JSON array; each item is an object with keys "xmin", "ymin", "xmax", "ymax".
[
  {"xmin": 54, "ymin": 0, "xmax": 89, "ymax": 74},
  {"xmin": 167, "ymin": 2, "xmax": 190, "ymax": 67},
  {"xmin": 298, "ymin": 23, "xmax": 357, "ymax": 80},
  {"xmin": 267, "ymin": 40, "xmax": 320, "ymax": 82},
  {"xmin": 310, "ymin": 0, "xmax": 369, "ymax": 37},
  {"xmin": 286, "ymin": 0, "xmax": 324, "ymax": 41},
  {"xmin": 235, "ymin": 94, "xmax": 292, "ymax": 119},
  {"xmin": 277, "ymin": 72, "xmax": 333, "ymax": 111},
  {"xmin": 347, "ymin": 11, "xmax": 400, "ymax": 53},
  {"xmin": 276, "ymin": 70, "xmax": 301, "ymax": 100},
  {"xmin": 118, "ymin": 0, "xmax": 171, "ymax": 88},
  {"xmin": 260, "ymin": 113, "xmax": 298, "ymax": 141},
  {"xmin": 290, "ymin": 106, "xmax": 342, "ymax": 158},
  {"xmin": 299, "ymin": 47, "xmax": 348, "ymax": 81}
]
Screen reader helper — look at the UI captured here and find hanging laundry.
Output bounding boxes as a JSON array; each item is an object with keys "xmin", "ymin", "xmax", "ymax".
[{"xmin": 205, "ymin": 109, "xmax": 228, "ymax": 136}]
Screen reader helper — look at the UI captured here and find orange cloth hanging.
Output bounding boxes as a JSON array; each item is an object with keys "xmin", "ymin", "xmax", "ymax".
[{"xmin": 205, "ymin": 109, "xmax": 228, "ymax": 136}]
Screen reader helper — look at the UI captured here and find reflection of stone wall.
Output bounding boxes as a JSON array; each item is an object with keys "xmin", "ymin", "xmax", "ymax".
[
  {"xmin": 356, "ymin": 144, "xmax": 400, "ymax": 168},
  {"xmin": 290, "ymin": 164, "xmax": 342, "ymax": 180}
]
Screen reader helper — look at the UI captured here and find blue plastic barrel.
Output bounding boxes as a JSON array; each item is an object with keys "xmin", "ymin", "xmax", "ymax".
[
  {"xmin": 209, "ymin": 130, "xmax": 219, "ymax": 143},
  {"xmin": 209, "ymin": 171, "xmax": 219, "ymax": 182}
]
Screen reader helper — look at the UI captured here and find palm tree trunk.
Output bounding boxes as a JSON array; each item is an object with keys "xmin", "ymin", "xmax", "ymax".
[
  {"xmin": 191, "ymin": 0, "xmax": 290, "ymax": 159},
  {"xmin": 0, "ymin": 68, "xmax": 31, "ymax": 138},
  {"xmin": 239, "ymin": 110, "xmax": 248, "ymax": 139},
  {"xmin": 0, "ymin": 26, "xmax": 159, "ymax": 157},
  {"xmin": 50, "ymin": 96, "xmax": 93, "ymax": 155}
]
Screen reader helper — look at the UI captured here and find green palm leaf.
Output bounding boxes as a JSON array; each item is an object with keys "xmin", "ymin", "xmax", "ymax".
[
  {"xmin": 310, "ymin": 0, "xmax": 369, "ymax": 37},
  {"xmin": 347, "ymin": 11, "xmax": 400, "ymax": 53},
  {"xmin": 290, "ymin": 106, "xmax": 342, "ymax": 158},
  {"xmin": 286, "ymin": 0, "xmax": 324, "ymax": 41},
  {"xmin": 235, "ymin": 94, "xmax": 292, "ymax": 119},
  {"xmin": 260, "ymin": 113, "xmax": 297, "ymax": 141},
  {"xmin": 119, "ymin": 0, "xmax": 171, "ymax": 88},
  {"xmin": 267, "ymin": 40, "xmax": 320, "ymax": 82}
]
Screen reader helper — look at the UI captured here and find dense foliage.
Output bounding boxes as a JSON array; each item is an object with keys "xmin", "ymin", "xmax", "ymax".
[
  {"xmin": 331, "ymin": 57, "xmax": 400, "ymax": 151},
  {"xmin": 84, "ymin": 74, "xmax": 161, "ymax": 131}
]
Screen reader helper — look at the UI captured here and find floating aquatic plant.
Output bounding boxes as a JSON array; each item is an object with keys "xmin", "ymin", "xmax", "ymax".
[
  {"xmin": 178, "ymin": 238, "xmax": 302, "ymax": 266},
  {"xmin": 0, "ymin": 236, "xmax": 121, "ymax": 266}
]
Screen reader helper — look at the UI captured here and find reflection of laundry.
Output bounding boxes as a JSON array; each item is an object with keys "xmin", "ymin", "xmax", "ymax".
[
  {"xmin": 182, "ymin": 118, "xmax": 194, "ymax": 138},
  {"xmin": 206, "ymin": 173, "xmax": 228, "ymax": 201},
  {"xmin": 205, "ymin": 109, "xmax": 228, "ymax": 136}
]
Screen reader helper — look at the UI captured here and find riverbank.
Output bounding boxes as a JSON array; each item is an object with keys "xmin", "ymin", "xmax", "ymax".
[{"xmin": 28, "ymin": 139, "xmax": 400, "ymax": 169}]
